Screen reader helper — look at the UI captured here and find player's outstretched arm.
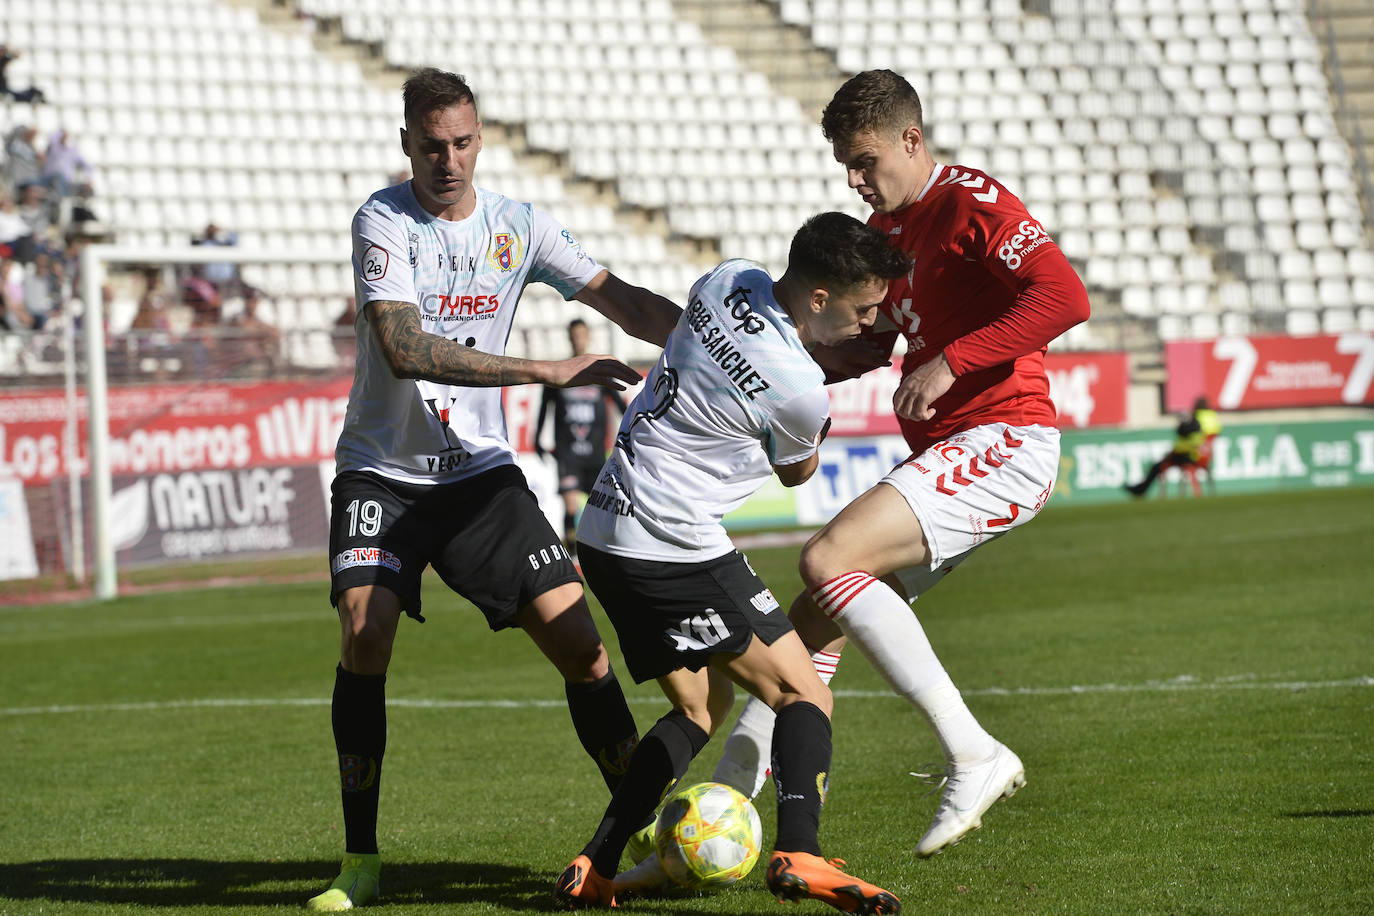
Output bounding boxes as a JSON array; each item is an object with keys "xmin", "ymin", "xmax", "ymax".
[
  {"xmin": 367, "ymin": 300, "xmax": 640, "ymax": 389},
  {"xmin": 573, "ymin": 270, "xmax": 682, "ymax": 347},
  {"xmin": 545, "ymin": 353, "xmax": 643, "ymax": 390}
]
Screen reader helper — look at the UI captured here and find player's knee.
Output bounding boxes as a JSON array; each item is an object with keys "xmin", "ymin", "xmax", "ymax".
[
  {"xmin": 775, "ymin": 682, "xmax": 833, "ymax": 718},
  {"xmin": 336, "ymin": 591, "xmax": 398, "ymax": 652},
  {"xmin": 797, "ymin": 533, "xmax": 847, "ymax": 590},
  {"xmin": 553, "ymin": 634, "xmax": 611, "ymax": 682}
]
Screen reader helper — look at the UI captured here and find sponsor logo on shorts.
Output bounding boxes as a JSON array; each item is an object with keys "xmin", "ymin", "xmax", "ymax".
[
  {"xmin": 332, "ymin": 547, "xmax": 402, "ymax": 574},
  {"xmin": 933, "ymin": 428, "xmax": 1024, "ymax": 497},
  {"xmin": 528, "ymin": 542, "xmax": 572, "ymax": 570},
  {"xmin": 668, "ymin": 610, "xmax": 731, "ymax": 651},
  {"xmin": 749, "ymin": 588, "xmax": 778, "ymax": 613}
]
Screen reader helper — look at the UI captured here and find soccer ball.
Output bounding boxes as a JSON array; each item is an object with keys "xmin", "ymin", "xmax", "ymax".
[{"xmin": 654, "ymin": 781, "xmax": 763, "ymax": 889}]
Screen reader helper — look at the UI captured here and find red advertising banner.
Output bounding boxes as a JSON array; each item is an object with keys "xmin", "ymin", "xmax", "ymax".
[
  {"xmin": 1044, "ymin": 351, "xmax": 1130, "ymax": 428},
  {"xmin": 0, "ymin": 348, "xmax": 1134, "ymax": 490},
  {"xmin": 0, "ymin": 378, "xmax": 352, "ymax": 486},
  {"xmin": 1165, "ymin": 332, "xmax": 1374, "ymax": 412}
]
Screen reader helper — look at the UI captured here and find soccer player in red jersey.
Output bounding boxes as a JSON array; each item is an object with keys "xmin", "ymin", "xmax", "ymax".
[{"xmin": 712, "ymin": 69, "xmax": 1091, "ymax": 859}]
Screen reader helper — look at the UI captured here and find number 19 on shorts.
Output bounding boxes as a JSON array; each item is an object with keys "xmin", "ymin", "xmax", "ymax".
[{"xmin": 345, "ymin": 499, "xmax": 383, "ymax": 537}]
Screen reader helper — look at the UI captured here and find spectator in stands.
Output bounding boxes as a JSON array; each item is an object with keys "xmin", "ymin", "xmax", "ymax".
[
  {"xmin": 3, "ymin": 125, "xmax": 44, "ymax": 192},
  {"xmin": 41, "ymin": 129, "xmax": 90, "ymax": 201},
  {"xmin": 223, "ymin": 286, "xmax": 280, "ymax": 378},
  {"xmin": 0, "ymin": 191, "xmax": 30, "ymax": 248},
  {"xmin": 19, "ymin": 247, "xmax": 61, "ymax": 330},
  {"xmin": 17, "ymin": 182, "xmax": 51, "ymax": 243},
  {"xmin": 127, "ymin": 268, "xmax": 180, "ymax": 379},
  {"xmin": 0, "ymin": 46, "xmax": 46, "ymax": 104},
  {"xmin": 533, "ymin": 317, "xmax": 627, "ymax": 555},
  {"xmin": 332, "ymin": 295, "xmax": 357, "ymax": 367},
  {"xmin": 181, "ymin": 272, "xmax": 222, "ymax": 328},
  {"xmin": 0, "ymin": 242, "xmax": 34, "ymax": 330},
  {"xmin": 193, "ymin": 222, "xmax": 241, "ymax": 293},
  {"xmin": 1124, "ymin": 397, "xmax": 1223, "ymax": 497},
  {"xmin": 66, "ymin": 181, "xmax": 101, "ymax": 230},
  {"xmin": 130, "ymin": 269, "xmax": 172, "ymax": 333}
]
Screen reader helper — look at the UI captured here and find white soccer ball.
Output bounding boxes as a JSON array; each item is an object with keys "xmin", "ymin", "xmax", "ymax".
[{"xmin": 654, "ymin": 781, "xmax": 764, "ymax": 889}]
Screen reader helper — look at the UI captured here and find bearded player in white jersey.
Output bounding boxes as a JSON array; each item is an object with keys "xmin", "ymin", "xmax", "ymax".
[
  {"xmin": 552, "ymin": 213, "xmax": 909, "ymax": 914},
  {"xmin": 308, "ymin": 69, "xmax": 680, "ymax": 912}
]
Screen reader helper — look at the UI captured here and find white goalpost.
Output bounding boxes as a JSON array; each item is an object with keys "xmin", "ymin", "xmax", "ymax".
[{"xmin": 78, "ymin": 244, "xmax": 346, "ymax": 600}]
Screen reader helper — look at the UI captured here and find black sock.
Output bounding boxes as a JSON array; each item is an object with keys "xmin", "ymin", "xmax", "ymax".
[
  {"xmin": 583, "ymin": 710, "xmax": 709, "ymax": 877},
  {"xmin": 566, "ymin": 669, "xmax": 640, "ymax": 793},
  {"xmin": 1140, "ymin": 459, "xmax": 1166, "ymax": 489},
  {"xmin": 771, "ymin": 701, "xmax": 830, "ymax": 855},
  {"xmin": 332, "ymin": 664, "xmax": 386, "ymax": 855}
]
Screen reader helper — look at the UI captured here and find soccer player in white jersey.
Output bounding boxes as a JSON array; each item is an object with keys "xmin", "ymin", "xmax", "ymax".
[
  {"xmin": 710, "ymin": 70, "xmax": 1091, "ymax": 860},
  {"xmin": 552, "ymin": 213, "xmax": 909, "ymax": 914},
  {"xmin": 308, "ymin": 69, "xmax": 680, "ymax": 912}
]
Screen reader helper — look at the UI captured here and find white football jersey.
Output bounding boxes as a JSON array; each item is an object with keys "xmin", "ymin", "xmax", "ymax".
[
  {"xmin": 577, "ymin": 259, "xmax": 829, "ymax": 562},
  {"xmin": 336, "ymin": 182, "xmax": 602, "ymax": 484}
]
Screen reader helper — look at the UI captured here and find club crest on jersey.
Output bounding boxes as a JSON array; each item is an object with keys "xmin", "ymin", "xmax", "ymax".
[
  {"xmin": 487, "ymin": 231, "xmax": 524, "ymax": 271},
  {"xmin": 408, "ymin": 231, "xmax": 419, "ymax": 267}
]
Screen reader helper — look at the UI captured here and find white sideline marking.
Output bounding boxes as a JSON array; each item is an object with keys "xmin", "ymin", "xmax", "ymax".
[{"xmin": 2, "ymin": 676, "xmax": 1370, "ymax": 718}]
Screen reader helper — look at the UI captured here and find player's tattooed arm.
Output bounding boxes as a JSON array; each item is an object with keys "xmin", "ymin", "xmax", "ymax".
[{"xmin": 366, "ymin": 300, "xmax": 641, "ymax": 390}]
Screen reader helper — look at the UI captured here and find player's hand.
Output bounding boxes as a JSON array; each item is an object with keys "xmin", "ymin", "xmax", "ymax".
[
  {"xmin": 549, "ymin": 353, "xmax": 643, "ymax": 390},
  {"xmin": 811, "ymin": 336, "xmax": 893, "ymax": 382},
  {"xmin": 893, "ymin": 352, "xmax": 955, "ymax": 421}
]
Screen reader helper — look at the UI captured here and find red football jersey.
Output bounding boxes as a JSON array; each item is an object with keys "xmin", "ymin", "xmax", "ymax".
[{"xmin": 869, "ymin": 164, "xmax": 1091, "ymax": 455}]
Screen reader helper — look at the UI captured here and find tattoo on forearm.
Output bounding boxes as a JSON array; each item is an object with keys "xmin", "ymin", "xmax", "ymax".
[{"xmin": 369, "ymin": 301, "xmax": 528, "ymax": 386}]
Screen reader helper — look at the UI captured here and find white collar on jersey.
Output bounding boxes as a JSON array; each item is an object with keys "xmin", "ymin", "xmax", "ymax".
[{"xmin": 915, "ymin": 164, "xmax": 944, "ymax": 203}]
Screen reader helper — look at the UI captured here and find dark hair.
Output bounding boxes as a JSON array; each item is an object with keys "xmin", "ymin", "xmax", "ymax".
[
  {"xmin": 402, "ymin": 68, "xmax": 478, "ymax": 125},
  {"xmin": 567, "ymin": 318, "xmax": 588, "ymax": 332},
  {"xmin": 788, "ymin": 212, "xmax": 911, "ymax": 291},
  {"xmin": 821, "ymin": 69, "xmax": 924, "ymax": 145}
]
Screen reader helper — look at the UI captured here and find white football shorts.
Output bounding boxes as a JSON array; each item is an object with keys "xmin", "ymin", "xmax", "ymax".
[{"xmin": 880, "ymin": 422, "xmax": 1060, "ymax": 600}]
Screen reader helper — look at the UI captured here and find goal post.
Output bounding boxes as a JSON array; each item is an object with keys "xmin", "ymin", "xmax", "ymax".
[{"xmin": 78, "ymin": 244, "xmax": 346, "ymax": 600}]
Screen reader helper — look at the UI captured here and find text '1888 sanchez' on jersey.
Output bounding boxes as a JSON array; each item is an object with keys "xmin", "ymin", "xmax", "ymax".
[{"xmin": 684, "ymin": 288, "xmax": 772, "ymax": 401}]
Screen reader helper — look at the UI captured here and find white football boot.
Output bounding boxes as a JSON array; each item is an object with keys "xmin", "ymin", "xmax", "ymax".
[{"xmin": 915, "ymin": 741, "xmax": 1026, "ymax": 857}]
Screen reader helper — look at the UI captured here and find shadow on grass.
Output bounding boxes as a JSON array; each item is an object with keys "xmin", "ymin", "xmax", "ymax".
[
  {"xmin": 0, "ymin": 859, "xmax": 548, "ymax": 909},
  {"xmin": 1284, "ymin": 809, "xmax": 1374, "ymax": 818},
  {"xmin": 0, "ymin": 858, "xmax": 735, "ymax": 912}
]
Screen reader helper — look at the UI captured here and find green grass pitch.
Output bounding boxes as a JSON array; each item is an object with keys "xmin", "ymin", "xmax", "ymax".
[{"xmin": 2, "ymin": 487, "xmax": 1371, "ymax": 914}]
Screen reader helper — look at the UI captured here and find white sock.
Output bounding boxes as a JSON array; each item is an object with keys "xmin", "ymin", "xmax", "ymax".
[
  {"xmin": 712, "ymin": 648, "xmax": 843, "ymax": 799},
  {"xmin": 811, "ymin": 571, "xmax": 996, "ymax": 765}
]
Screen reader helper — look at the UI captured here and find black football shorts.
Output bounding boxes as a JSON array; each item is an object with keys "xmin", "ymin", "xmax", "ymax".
[
  {"xmin": 578, "ymin": 544, "xmax": 793, "ymax": 683},
  {"xmin": 329, "ymin": 464, "xmax": 579, "ymax": 627},
  {"xmin": 555, "ymin": 451, "xmax": 604, "ymax": 495}
]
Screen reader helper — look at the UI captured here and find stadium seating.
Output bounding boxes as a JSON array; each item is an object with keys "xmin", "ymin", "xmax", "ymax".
[
  {"xmin": 783, "ymin": 0, "xmax": 1372, "ymax": 341},
  {"xmin": 1, "ymin": 0, "xmax": 1370, "ymax": 377}
]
